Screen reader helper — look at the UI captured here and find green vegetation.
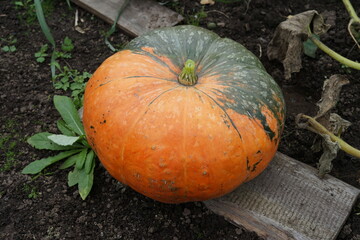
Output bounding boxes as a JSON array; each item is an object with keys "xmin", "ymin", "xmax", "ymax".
[
  {"xmin": 14, "ymin": 0, "xmax": 54, "ymax": 24},
  {"xmin": 22, "ymin": 96, "xmax": 96, "ymax": 200},
  {"xmin": 0, "ymin": 120, "xmax": 21, "ymax": 172},
  {"xmin": 35, "ymin": 44, "xmax": 49, "ymax": 63},
  {"xmin": 23, "ymin": 183, "xmax": 39, "ymax": 199},
  {"xmin": 35, "ymin": 36, "xmax": 90, "ymax": 108},
  {"xmin": 1, "ymin": 35, "xmax": 17, "ymax": 52},
  {"xmin": 53, "ymin": 66, "xmax": 92, "ymax": 109},
  {"xmin": 186, "ymin": 7, "xmax": 207, "ymax": 26}
]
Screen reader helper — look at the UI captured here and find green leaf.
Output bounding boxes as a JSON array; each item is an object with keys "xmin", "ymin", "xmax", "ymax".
[
  {"xmin": 61, "ymin": 36, "xmax": 74, "ymax": 52},
  {"xmin": 303, "ymin": 35, "xmax": 319, "ymax": 58},
  {"xmin": 57, "ymin": 120, "xmax": 75, "ymax": 136},
  {"xmin": 75, "ymin": 148, "xmax": 88, "ymax": 169},
  {"xmin": 27, "ymin": 132, "xmax": 75, "ymax": 150},
  {"xmin": 84, "ymin": 150, "xmax": 95, "ymax": 174},
  {"xmin": 34, "ymin": 0, "xmax": 56, "ymax": 78},
  {"xmin": 36, "ymin": 57, "xmax": 45, "ymax": 63},
  {"xmin": 78, "ymin": 165, "xmax": 95, "ymax": 200},
  {"xmin": 53, "ymin": 95, "xmax": 84, "ymax": 136},
  {"xmin": 22, "ymin": 149, "xmax": 82, "ymax": 174},
  {"xmin": 48, "ymin": 134, "xmax": 80, "ymax": 146},
  {"xmin": 9, "ymin": 46, "xmax": 16, "ymax": 52},
  {"xmin": 59, "ymin": 153, "xmax": 79, "ymax": 169},
  {"xmin": 68, "ymin": 167, "xmax": 80, "ymax": 187},
  {"xmin": 2, "ymin": 46, "xmax": 10, "ymax": 52}
]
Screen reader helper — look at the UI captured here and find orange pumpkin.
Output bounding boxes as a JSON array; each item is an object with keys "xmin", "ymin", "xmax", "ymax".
[{"xmin": 83, "ymin": 26, "xmax": 285, "ymax": 203}]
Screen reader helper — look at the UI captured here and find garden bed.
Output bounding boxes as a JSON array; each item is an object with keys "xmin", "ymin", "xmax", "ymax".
[{"xmin": 0, "ymin": 0, "xmax": 359, "ymax": 239}]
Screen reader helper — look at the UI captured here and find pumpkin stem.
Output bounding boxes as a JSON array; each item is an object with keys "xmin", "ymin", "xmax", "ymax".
[{"xmin": 178, "ymin": 59, "xmax": 198, "ymax": 86}]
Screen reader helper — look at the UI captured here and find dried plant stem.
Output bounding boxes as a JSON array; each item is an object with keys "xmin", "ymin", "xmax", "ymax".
[
  {"xmin": 342, "ymin": 0, "xmax": 360, "ymax": 48},
  {"xmin": 301, "ymin": 114, "xmax": 360, "ymax": 158}
]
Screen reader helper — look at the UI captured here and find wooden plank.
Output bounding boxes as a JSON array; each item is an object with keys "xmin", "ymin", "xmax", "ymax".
[
  {"xmin": 71, "ymin": 0, "xmax": 183, "ymax": 36},
  {"xmin": 204, "ymin": 152, "xmax": 360, "ymax": 240}
]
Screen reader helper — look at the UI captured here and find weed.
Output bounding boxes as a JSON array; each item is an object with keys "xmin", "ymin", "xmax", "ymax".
[
  {"xmin": 1, "ymin": 35, "xmax": 17, "ymax": 52},
  {"xmin": 14, "ymin": 0, "xmax": 54, "ymax": 24},
  {"xmin": 0, "ymin": 137, "xmax": 18, "ymax": 172},
  {"xmin": 61, "ymin": 36, "xmax": 74, "ymax": 52},
  {"xmin": 186, "ymin": 7, "xmax": 207, "ymax": 26},
  {"xmin": 35, "ymin": 44, "xmax": 49, "ymax": 63},
  {"xmin": 53, "ymin": 66, "xmax": 92, "ymax": 108},
  {"xmin": 23, "ymin": 183, "xmax": 39, "ymax": 199}
]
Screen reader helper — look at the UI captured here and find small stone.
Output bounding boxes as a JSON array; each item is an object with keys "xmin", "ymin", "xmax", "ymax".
[
  {"xmin": 207, "ymin": 22, "xmax": 216, "ymax": 29},
  {"xmin": 183, "ymin": 208, "xmax": 191, "ymax": 216},
  {"xmin": 217, "ymin": 22, "xmax": 225, "ymax": 27},
  {"xmin": 148, "ymin": 227, "xmax": 154, "ymax": 233},
  {"xmin": 20, "ymin": 106, "xmax": 27, "ymax": 113},
  {"xmin": 235, "ymin": 228, "xmax": 243, "ymax": 235}
]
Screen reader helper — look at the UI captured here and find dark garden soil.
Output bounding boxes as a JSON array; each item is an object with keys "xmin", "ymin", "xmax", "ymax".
[{"xmin": 1, "ymin": 0, "xmax": 360, "ymax": 239}]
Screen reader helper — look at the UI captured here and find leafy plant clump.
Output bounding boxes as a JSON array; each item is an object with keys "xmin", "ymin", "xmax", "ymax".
[
  {"xmin": 22, "ymin": 95, "xmax": 96, "ymax": 200},
  {"xmin": 1, "ymin": 35, "xmax": 17, "ymax": 52},
  {"xmin": 53, "ymin": 66, "xmax": 92, "ymax": 109}
]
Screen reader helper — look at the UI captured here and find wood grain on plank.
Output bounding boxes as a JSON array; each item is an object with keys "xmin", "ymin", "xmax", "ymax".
[
  {"xmin": 71, "ymin": 0, "xmax": 184, "ymax": 36},
  {"xmin": 204, "ymin": 152, "xmax": 360, "ymax": 240}
]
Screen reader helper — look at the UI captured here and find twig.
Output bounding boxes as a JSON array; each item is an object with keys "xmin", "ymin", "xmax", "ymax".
[
  {"xmin": 300, "ymin": 114, "xmax": 360, "ymax": 158},
  {"xmin": 342, "ymin": 0, "xmax": 360, "ymax": 48},
  {"xmin": 206, "ymin": 10, "xmax": 229, "ymax": 19}
]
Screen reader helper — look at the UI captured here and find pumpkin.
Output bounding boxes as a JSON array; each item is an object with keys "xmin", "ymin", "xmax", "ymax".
[{"xmin": 83, "ymin": 25, "xmax": 285, "ymax": 203}]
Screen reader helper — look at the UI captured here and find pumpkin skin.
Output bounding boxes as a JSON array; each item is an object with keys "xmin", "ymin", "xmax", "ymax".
[{"xmin": 83, "ymin": 25, "xmax": 285, "ymax": 203}]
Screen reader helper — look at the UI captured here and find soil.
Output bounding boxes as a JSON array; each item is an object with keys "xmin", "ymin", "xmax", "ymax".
[{"xmin": 1, "ymin": 0, "xmax": 360, "ymax": 239}]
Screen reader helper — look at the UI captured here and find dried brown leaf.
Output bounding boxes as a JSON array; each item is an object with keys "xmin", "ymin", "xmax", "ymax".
[
  {"xmin": 315, "ymin": 74, "xmax": 350, "ymax": 119},
  {"xmin": 317, "ymin": 134, "xmax": 340, "ymax": 178},
  {"xmin": 200, "ymin": 0, "xmax": 215, "ymax": 5},
  {"xmin": 267, "ymin": 10, "xmax": 330, "ymax": 79}
]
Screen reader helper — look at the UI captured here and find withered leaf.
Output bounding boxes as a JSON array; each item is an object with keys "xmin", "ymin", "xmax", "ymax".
[
  {"xmin": 315, "ymin": 74, "xmax": 349, "ymax": 120},
  {"xmin": 267, "ymin": 10, "xmax": 330, "ymax": 79},
  {"xmin": 317, "ymin": 134, "xmax": 340, "ymax": 178}
]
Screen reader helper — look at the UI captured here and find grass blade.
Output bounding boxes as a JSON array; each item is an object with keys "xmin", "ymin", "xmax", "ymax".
[
  {"xmin": 22, "ymin": 149, "xmax": 82, "ymax": 174},
  {"xmin": 59, "ymin": 152, "xmax": 79, "ymax": 169},
  {"xmin": 53, "ymin": 95, "xmax": 85, "ymax": 136},
  {"xmin": 84, "ymin": 150, "xmax": 95, "ymax": 174},
  {"xmin": 34, "ymin": 0, "xmax": 56, "ymax": 78},
  {"xmin": 57, "ymin": 120, "xmax": 76, "ymax": 136},
  {"xmin": 104, "ymin": 0, "xmax": 130, "ymax": 51},
  {"xmin": 78, "ymin": 165, "xmax": 95, "ymax": 200},
  {"xmin": 75, "ymin": 148, "xmax": 88, "ymax": 169}
]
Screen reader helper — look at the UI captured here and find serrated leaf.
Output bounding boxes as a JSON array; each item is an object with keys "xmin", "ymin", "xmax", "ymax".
[
  {"xmin": 75, "ymin": 148, "xmax": 88, "ymax": 169},
  {"xmin": 68, "ymin": 167, "xmax": 80, "ymax": 187},
  {"xmin": 53, "ymin": 95, "xmax": 84, "ymax": 136},
  {"xmin": 22, "ymin": 149, "xmax": 82, "ymax": 174},
  {"xmin": 27, "ymin": 132, "xmax": 74, "ymax": 150},
  {"xmin": 48, "ymin": 134, "xmax": 80, "ymax": 146},
  {"xmin": 78, "ymin": 165, "xmax": 95, "ymax": 200},
  {"xmin": 84, "ymin": 150, "xmax": 95, "ymax": 174},
  {"xmin": 57, "ymin": 120, "xmax": 76, "ymax": 136}
]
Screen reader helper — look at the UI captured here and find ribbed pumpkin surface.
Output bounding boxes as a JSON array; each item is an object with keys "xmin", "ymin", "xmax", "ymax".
[{"xmin": 83, "ymin": 25, "xmax": 285, "ymax": 203}]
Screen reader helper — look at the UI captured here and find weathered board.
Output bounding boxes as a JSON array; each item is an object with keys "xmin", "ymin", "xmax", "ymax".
[
  {"xmin": 71, "ymin": 0, "xmax": 184, "ymax": 36},
  {"xmin": 204, "ymin": 152, "xmax": 360, "ymax": 240}
]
